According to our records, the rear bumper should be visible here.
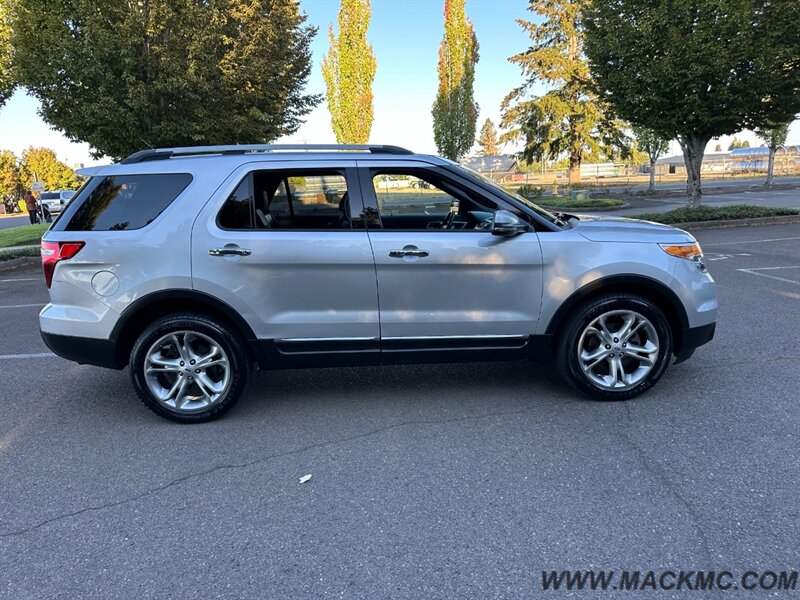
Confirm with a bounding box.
[674,322,716,364]
[40,331,121,369]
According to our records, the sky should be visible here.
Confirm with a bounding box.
[0,0,798,166]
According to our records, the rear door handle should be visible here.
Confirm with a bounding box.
[209,247,251,257]
[389,248,429,258]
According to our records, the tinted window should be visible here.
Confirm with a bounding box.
[218,175,253,229]
[54,173,192,231]
[218,170,350,230]
[286,175,345,216]
[40,192,59,200]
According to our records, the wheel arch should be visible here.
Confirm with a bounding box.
[544,274,689,356]
[110,289,261,369]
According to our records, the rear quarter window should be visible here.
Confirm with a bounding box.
[53,173,192,231]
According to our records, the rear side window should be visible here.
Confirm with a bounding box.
[217,169,351,230]
[53,173,192,231]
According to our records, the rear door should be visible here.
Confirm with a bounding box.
[357,161,544,356]
[191,160,380,366]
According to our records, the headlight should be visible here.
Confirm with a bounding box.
[660,242,706,271]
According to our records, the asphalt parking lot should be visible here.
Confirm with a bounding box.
[0,224,798,599]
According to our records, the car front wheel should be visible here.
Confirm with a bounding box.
[130,313,249,423]
[556,294,673,401]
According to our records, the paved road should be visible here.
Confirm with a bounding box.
[0,215,30,230]
[0,225,798,599]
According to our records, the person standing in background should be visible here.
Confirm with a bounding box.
[23,190,39,224]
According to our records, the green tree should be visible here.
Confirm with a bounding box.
[501,0,627,185]
[8,0,320,160]
[432,0,479,161]
[728,137,751,150]
[755,122,791,187]
[0,149,23,209]
[477,118,500,156]
[633,126,670,193]
[0,0,13,105]
[584,0,800,207]
[20,147,78,191]
[322,0,376,144]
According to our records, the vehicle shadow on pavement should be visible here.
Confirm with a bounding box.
[232,359,583,418]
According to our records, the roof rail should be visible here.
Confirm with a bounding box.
[120,144,414,164]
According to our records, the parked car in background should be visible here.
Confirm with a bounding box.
[375,174,409,189]
[39,190,76,214]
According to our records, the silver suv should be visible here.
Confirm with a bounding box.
[39,190,76,214]
[39,145,717,423]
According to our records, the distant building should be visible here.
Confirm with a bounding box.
[652,145,800,175]
[729,145,800,172]
[580,163,624,178]
[654,152,731,175]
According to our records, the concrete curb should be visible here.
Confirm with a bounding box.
[0,256,39,271]
[0,244,39,269]
[0,244,38,252]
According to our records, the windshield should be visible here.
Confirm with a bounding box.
[450,162,566,227]
[40,192,59,200]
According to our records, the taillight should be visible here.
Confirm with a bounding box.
[41,241,84,288]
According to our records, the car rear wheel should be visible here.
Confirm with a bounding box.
[556,294,672,401]
[130,313,249,423]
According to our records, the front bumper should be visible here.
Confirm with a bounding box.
[674,322,716,364]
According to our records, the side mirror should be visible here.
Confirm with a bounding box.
[492,210,528,236]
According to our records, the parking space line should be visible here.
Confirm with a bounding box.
[0,278,40,282]
[0,303,45,308]
[736,266,800,285]
[0,352,56,360]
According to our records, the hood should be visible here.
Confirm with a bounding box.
[569,214,694,244]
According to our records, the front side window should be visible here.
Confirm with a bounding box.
[370,171,497,231]
[218,170,351,230]
[54,173,192,231]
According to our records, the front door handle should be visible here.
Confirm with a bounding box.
[209,247,251,257]
[389,248,429,258]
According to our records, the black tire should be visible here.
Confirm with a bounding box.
[555,294,672,401]
[130,313,249,423]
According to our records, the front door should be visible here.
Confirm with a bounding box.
[191,161,380,366]
[357,162,544,357]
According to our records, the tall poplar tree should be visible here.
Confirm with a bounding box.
[322,0,376,144]
[8,0,320,159]
[501,0,626,184]
[0,0,13,105]
[432,0,479,161]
